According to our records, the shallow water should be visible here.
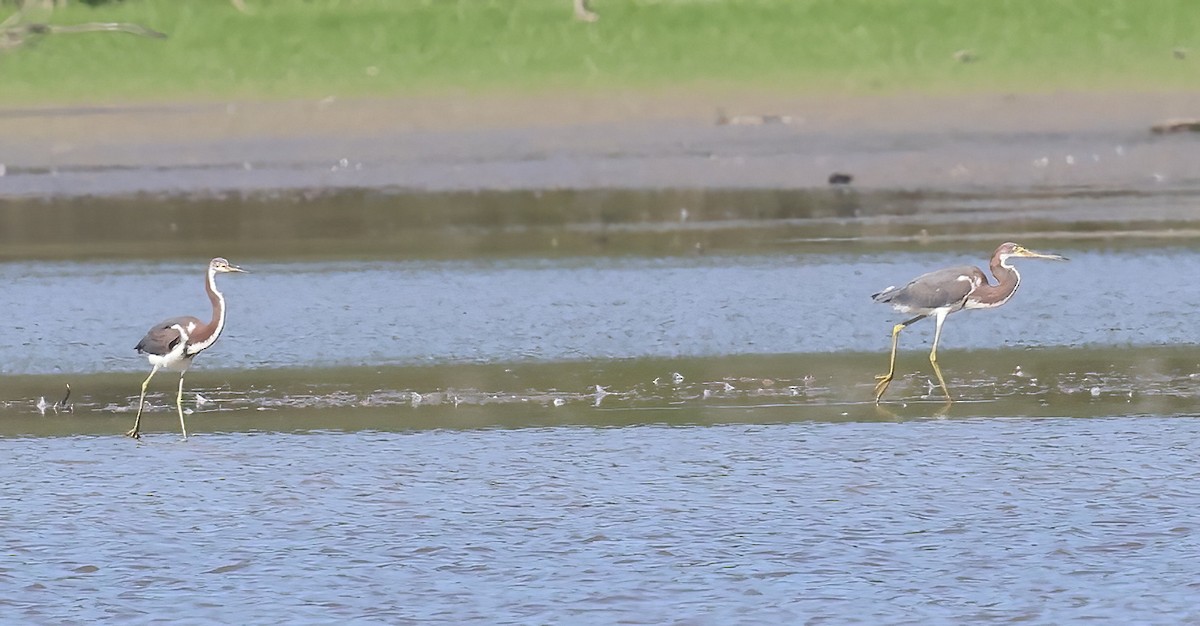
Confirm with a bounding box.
[4,186,1200,262]
[4,182,1200,623]
[5,419,1200,624]
[1,247,1198,376]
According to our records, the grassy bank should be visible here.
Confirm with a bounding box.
[1,0,1197,104]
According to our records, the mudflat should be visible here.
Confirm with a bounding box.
[3,89,1200,195]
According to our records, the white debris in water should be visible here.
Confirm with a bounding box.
[410,392,423,407]
[593,385,611,407]
[672,372,685,384]
[330,157,364,172]
[1065,155,1075,165]
[195,393,210,407]
[552,397,565,407]
[36,396,49,415]
[1090,386,1101,397]
[702,389,713,399]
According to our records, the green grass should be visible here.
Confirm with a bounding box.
[1,0,1198,104]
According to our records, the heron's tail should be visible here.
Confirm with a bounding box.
[871,286,898,303]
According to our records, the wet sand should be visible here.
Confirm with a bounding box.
[4,89,1200,195]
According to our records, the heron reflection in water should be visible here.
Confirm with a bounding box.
[872,242,1067,403]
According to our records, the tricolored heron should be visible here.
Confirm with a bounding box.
[872,242,1066,403]
[128,257,247,439]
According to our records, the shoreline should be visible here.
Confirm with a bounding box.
[6,88,1200,136]
[3,89,1200,196]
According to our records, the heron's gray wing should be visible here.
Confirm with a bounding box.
[879,266,984,310]
[134,316,201,355]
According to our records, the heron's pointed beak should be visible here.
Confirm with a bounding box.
[1017,247,1068,261]
[228,265,249,273]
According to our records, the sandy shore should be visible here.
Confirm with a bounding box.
[2,89,1200,195]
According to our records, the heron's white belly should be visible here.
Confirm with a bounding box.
[146,348,194,371]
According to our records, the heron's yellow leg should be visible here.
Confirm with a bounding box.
[928,348,952,402]
[176,372,189,440]
[127,365,160,439]
[929,312,953,402]
[873,323,906,402]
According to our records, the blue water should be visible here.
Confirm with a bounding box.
[3,247,1198,376]
[4,417,1199,624]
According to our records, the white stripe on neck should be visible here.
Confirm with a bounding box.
[186,267,226,356]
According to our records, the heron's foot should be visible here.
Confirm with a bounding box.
[124,428,141,439]
[873,374,894,402]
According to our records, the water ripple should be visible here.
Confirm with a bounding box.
[3,418,1200,623]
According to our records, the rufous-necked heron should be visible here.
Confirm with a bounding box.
[872,242,1066,403]
[128,257,247,439]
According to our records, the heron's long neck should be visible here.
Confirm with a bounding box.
[207,269,226,330]
[186,269,227,354]
[972,257,1020,308]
